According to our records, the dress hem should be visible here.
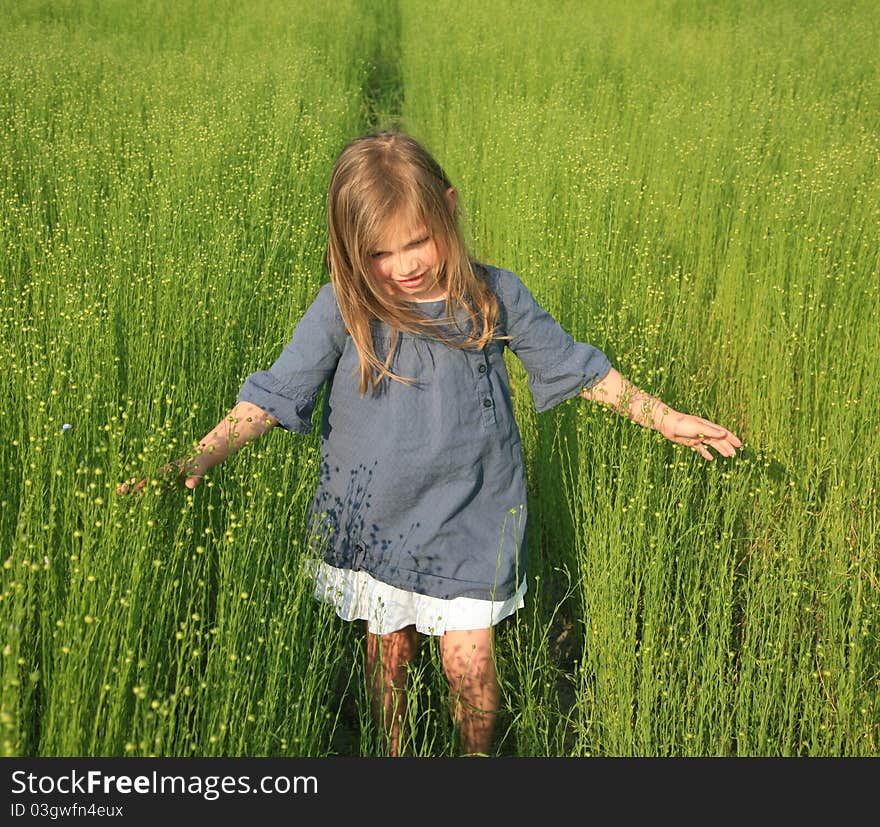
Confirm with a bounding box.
[309,560,527,636]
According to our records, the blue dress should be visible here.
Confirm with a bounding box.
[237,264,611,604]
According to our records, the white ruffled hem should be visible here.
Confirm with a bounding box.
[309,560,526,636]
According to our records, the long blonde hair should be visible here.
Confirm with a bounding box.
[325,131,499,394]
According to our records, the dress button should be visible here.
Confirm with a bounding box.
[478,363,487,374]
[483,398,492,408]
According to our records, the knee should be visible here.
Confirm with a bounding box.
[442,645,494,696]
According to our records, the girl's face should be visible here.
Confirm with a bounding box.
[368,189,456,303]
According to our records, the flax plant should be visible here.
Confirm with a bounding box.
[400,0,879,756]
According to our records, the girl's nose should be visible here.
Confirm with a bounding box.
[396,252,420,278]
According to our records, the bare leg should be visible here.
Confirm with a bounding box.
[365,624,419,756]
[439,628,500,756]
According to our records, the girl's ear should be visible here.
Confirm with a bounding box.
[445,187,457,214]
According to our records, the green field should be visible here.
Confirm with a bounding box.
[1,0,878,757]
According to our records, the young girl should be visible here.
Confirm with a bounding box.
[119,131,741,757]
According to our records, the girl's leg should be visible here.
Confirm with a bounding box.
[439,627,500,756]
[365,623,419,756]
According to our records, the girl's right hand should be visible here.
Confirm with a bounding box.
[116,402,274,497]
[116,457,204,496]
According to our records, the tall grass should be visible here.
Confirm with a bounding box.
[2,0,877,756]
[0,0,377,756]
[399,0,879,755]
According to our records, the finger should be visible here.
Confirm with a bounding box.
[698,420,743,448]
[184,475,202,490]
[683,421,743,455]
[717,438,739,457]
[680,435,728,461]
[689,421,727,440]
[117,476,148,495]
[117,476,137,495]
[699,435,741,459]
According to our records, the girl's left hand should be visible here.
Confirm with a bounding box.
[658,411,742,460]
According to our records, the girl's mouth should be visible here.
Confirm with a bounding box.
[397,273,425,287]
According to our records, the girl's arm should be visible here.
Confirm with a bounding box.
[580,367,741,460]
[117,401,277,494]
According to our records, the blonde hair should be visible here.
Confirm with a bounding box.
[325,131,499,394]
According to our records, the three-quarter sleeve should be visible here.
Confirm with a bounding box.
[491,267,612,413]
[237,282,347,433]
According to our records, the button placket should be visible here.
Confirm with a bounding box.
[475,354,496,427]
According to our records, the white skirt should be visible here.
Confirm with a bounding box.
[310,561,526,636]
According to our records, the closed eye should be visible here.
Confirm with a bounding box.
[370,235,431,259]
